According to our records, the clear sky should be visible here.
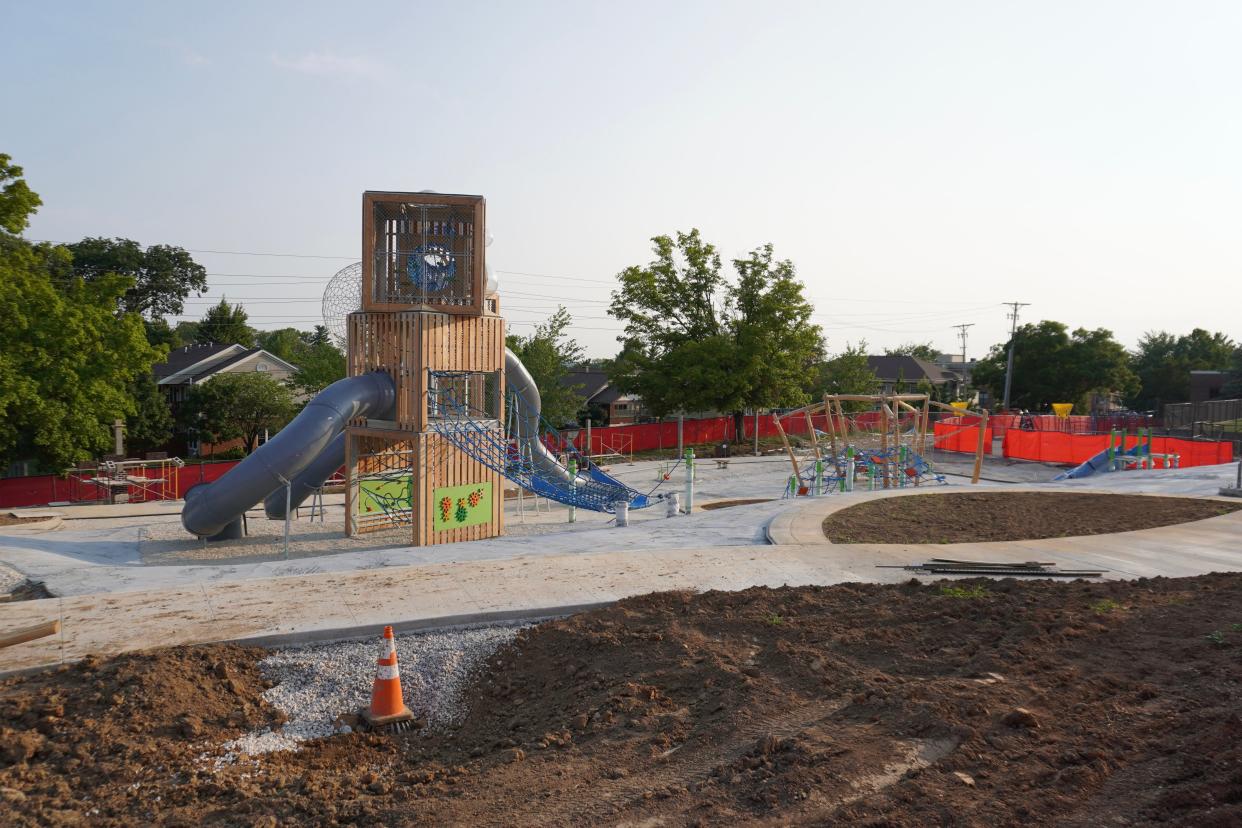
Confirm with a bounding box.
[5,1,1240,359]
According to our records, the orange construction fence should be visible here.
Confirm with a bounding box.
[1002,430,1233,467]
[932,420,994,454]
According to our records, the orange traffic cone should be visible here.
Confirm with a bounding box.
[360,625,415,731]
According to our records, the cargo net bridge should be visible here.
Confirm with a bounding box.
[427,373,655,513]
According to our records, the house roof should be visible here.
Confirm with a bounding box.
[152,342,237,380]
[561,368,611,401]
[866,355,957,385]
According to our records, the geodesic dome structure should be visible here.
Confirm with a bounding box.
[321,262,362,350]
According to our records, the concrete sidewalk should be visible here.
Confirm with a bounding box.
[5,498,1241,675]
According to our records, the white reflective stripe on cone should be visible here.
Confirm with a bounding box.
[378,638,395,658]
[376,663,400,680]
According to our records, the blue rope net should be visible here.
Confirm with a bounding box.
[427,381,653,513]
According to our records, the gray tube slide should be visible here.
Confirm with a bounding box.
[262,432,346,519]
[181,371,396,538]
[505,347,578,487]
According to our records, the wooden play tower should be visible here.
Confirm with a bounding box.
[343,191,506,545]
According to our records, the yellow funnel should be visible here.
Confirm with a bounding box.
[1052,403,1073,418]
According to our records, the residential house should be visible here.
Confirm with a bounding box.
[866,355,962,399]
[561,367,644,426]
[153,343,299,456]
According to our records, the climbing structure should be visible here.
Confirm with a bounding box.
[343,191,652,545]
[773,394,989,497]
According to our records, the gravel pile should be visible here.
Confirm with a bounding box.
[220,622,528,760]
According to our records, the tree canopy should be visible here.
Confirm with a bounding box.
[195,298,255,347]
[65,237,208,319]
[0,157,162,470]
[506,306,586,427]
[607,230,823,429]
[814,342,881,412]
[971,321,1137,412]
[177,372,297,455]
[1127,329,1234,411]
[0,154,42,235]
[884,342,940,361]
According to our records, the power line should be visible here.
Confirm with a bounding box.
[952,323,974,364]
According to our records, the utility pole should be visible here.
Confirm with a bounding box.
[1001,302,1030,411]
[952,323,974,400]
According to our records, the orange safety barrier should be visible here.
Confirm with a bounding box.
[932,421,994,454]
[1002,431,1233,467]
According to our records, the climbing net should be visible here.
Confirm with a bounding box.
[351,437,417,534]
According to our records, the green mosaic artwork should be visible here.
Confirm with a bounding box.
[433,481,493,531]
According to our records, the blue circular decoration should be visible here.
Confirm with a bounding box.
[406,244,457,292]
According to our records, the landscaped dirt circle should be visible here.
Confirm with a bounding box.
[823,491,1240,544]
[4,575,1242,825]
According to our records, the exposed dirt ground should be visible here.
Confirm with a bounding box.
[0,515,48,527]
[3,575,1242,826]
[823,491,1240,544]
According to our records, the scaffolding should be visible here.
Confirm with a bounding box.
[66,457,185,504]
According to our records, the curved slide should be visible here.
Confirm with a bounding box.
[1052,443,1141,481]
[181,371,396,539]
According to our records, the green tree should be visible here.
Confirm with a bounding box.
[814,342,881,412]
[126,374,174,453]
[885,342,940,361]
[65,237,208,319]
[178,372,297,455]
[607,230,823,434]
[0,159,161,469]
[506,306,586,426]
[971,321,1137,412]
[290,326,346,396]
[1128,329,1235,411]
[1222,347,1242,399]
[0,154,42,234]
[195,298,255,347]
[256,327,304,363]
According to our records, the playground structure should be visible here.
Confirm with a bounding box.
[180,191,654,545]
[773,394,990,497]
[67,456,185,504]
[1054,428,1181,480]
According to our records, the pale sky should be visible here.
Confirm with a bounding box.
[6,1,1240,359]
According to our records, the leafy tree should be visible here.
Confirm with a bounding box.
[607,229,823,436]
[173,320,201,346]
[194,298,255,347]
[1128,329,1235,411]
[290,326,346,396]
[0,154,42,234]
[971,321,1137,412]
[65,237,208,319]
[256,327,304,363]
[126,374,174,453]
[0,159,161,469]
[178,372,296,455]
[506,306,586,426]
[885,342,940,361]
[815,342,881,412]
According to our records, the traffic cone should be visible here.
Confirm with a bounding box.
[360,625,415,732]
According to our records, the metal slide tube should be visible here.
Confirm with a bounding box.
[181,372,396,538]
[505,347,578,487]
[263,432,346,519]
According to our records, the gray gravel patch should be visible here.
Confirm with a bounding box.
[220,622,528,761]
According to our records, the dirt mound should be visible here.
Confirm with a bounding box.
[4,576,1242,825]
[700,498,773,510]
[823,491,1239,544]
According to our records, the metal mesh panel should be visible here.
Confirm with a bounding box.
[428,370,501,421]
[370,199,477,308]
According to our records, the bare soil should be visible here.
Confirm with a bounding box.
[823,491,1240,544]
[4,575,1242,826]
[0,515,48,527]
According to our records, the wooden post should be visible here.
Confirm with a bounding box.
[773,415,800,483]
[0,619,59,650]
[804,409,821,460]
[825,396,842,475]
[971,410,989,484]
[880,402,891,488]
